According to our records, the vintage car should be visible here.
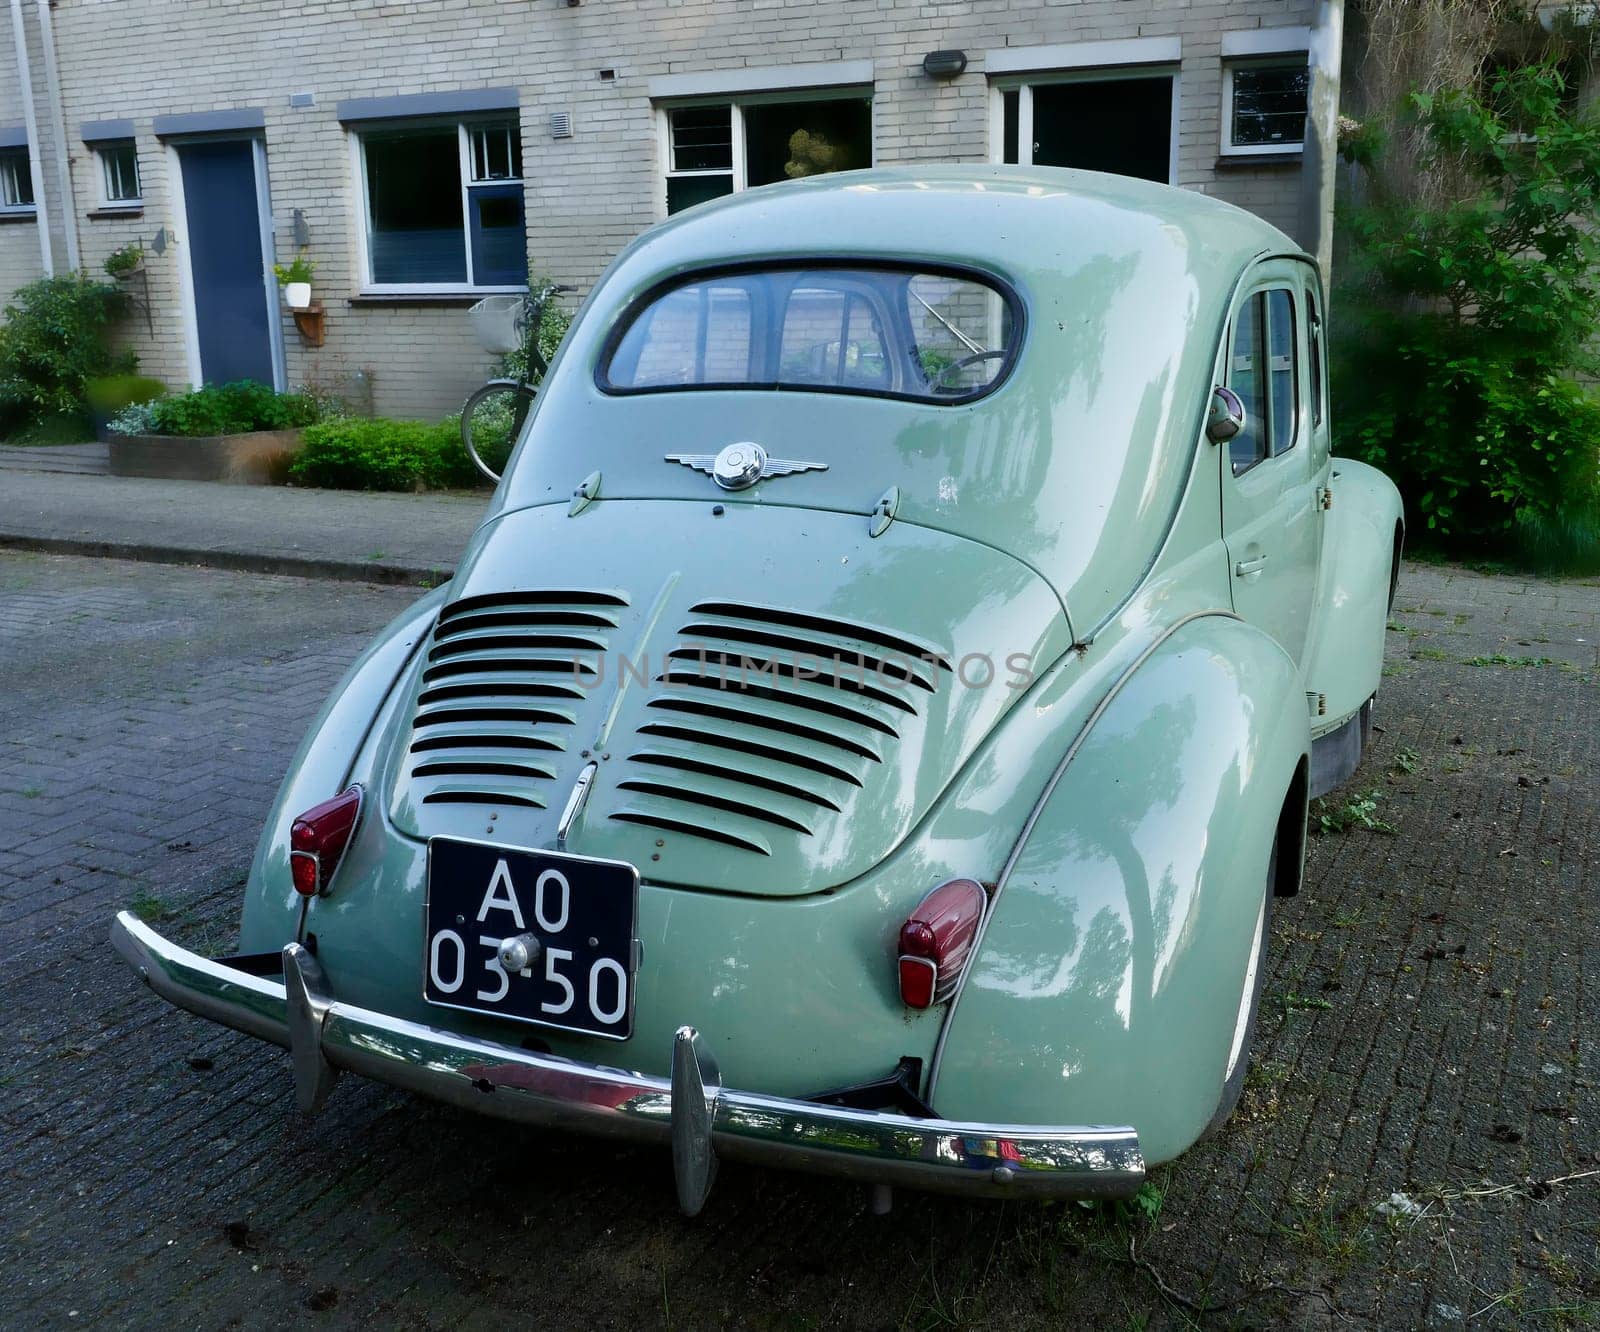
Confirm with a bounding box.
[112,166,1402,1214]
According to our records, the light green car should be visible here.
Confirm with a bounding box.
[112,166,1402,1214]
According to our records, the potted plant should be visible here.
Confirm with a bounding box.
[105,243,144,279]
[273,252,317,310]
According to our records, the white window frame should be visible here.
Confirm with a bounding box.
[95,140,142,208]
[1220,58,1310,158]
[987,67,1182,187]
[0,148,35,213]
[654,86,874,219]
[351,116,527,295]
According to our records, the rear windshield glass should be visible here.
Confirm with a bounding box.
[601,266,1019,404]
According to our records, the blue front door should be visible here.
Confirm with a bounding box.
[177,140,276,386]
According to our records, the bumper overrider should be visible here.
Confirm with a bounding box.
[110,912,1144,1212]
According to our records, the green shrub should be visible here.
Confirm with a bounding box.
[143,380,319,437]
[1333,65,1600,546]
[85,374,165,415]
[289,417,480,491]
[104,244,144,277]
[0,273,134,436]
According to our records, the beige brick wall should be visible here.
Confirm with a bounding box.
[14,0,1319,418]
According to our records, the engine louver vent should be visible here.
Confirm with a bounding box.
[405,590,627,809]
[611,601,950,855]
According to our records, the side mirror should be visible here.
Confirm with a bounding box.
[1206,385,1246,444]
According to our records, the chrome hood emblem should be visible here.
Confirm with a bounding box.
[665,442,827,491]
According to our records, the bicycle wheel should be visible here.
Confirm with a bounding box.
[460,379,537,483]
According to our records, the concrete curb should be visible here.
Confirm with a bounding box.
[0,532,452,587]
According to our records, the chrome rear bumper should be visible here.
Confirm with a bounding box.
[110,911,1144,1212]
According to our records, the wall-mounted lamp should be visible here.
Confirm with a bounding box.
[149,227,170,256]
[922,49,968,80]
[293,208,311,247]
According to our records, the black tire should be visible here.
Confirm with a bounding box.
[460,380,537,483]
[1201,834,1276,1140]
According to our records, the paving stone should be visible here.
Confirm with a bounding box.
[1,551,1598,1328]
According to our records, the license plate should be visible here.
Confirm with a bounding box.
[424,838,639,1040]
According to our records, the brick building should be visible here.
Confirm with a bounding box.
[1,0,1338,420]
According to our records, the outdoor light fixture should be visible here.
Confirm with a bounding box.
[922,49,968,80]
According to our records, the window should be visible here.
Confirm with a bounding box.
[1228,287,1299,475]
[358,119,528,289]
[0,148,34,212]
[603,265,1017,404]
[1222,61,1308,155]
[97,140,141,206]
[662,94,871,215]
[997,73,1176,184]
[1307,287,1324,429]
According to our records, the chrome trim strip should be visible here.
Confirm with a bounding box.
[925,609,1242,1100]
[111,911,1143,1206]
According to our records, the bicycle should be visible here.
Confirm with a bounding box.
[460,281,574,482]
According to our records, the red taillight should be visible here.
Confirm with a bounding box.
[289,786,363,897]
[897,878,986,1009]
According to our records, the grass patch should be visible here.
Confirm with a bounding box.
[1509,506,1600,577]
[1465,653,1554,668]
[129,889,171,923]
[1410,646,1451,661]
[1313,789,1398,834]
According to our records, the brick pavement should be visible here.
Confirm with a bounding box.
[1,551,1597,1329]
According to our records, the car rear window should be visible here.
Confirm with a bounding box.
[600,266,1019,404]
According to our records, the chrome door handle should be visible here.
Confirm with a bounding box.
[1234,554,1269,576]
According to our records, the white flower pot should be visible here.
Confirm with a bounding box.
[285,282,312,310]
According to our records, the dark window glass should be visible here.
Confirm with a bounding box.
[1267,289,1297,455]
[1002,89,1019,164]
[1307,288,1324,428]
[667,173,734,215]
[671,106,733,172]
[1030,77,1172,183]
[365,128,467,284]
[1230,65,1308,148]
[604,266,1015,405]
[742,98,870,188]
[1229,292,1268,475]
[101,141,140,201]
[469,122,522,181]
[469,184,528,286]
[0,148,34,209]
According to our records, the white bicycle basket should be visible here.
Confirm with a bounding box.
[468,295,526,355]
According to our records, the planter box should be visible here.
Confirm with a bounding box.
[108,429,306,484]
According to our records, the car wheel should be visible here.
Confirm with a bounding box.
[1200,834,1276,1139]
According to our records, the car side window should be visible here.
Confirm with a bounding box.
[1267,288,1298,457]
[1229,293,1268,475]
[1307,286,1325,429]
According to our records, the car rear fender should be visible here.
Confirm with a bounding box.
[1305,458,1405,736]
[238,586,447,949]
[927,613,1309,1164]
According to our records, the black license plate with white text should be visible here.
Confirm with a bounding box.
[424,838,639,1040]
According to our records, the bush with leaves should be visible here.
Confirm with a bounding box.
[497,283,574,383]
[0,273,134,436]
[141,380,319,437]
[1334,65,1600,545]
[288,417,479,491]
